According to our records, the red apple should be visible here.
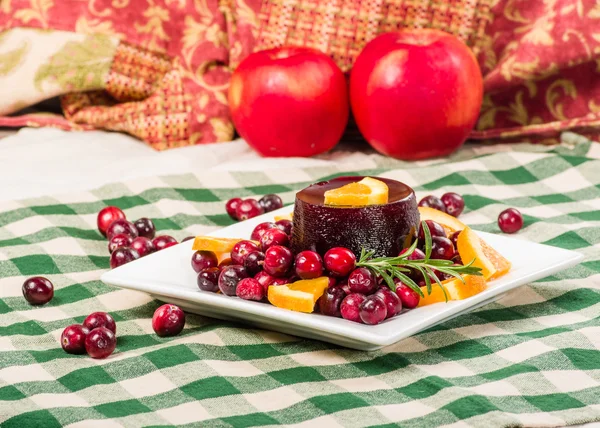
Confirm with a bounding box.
[228,47,349,157]
[350,29,483,160]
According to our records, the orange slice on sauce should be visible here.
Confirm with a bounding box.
[324,177,389,206]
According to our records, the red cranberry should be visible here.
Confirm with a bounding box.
[83,312,116,333]
[324,247,356,277]
[327,277,337,288]
[97,206,126,237]
[197,267,221,292]
[85,327,116,359]
[275,219,293,235]
[295,251,324,279]
[191,250,218,273]
[231,240,261,265]
[453,254,463,265]
[418,220,447,241]
[152,304,185,337]
[259,228,289,251]
[270,277,290,286]
[130,237,155,257]
[218,265,249,296]
[259,194,283,212]
[498,208,523,234]
[106,219,138,240]
[255,270,276,292]
[182,236,195,242]
[244,251,265,276]
[431,236,455,260]
[340,293,367,323]
[236,199,264,221]
[108,233,133,254]
[450,230,461,248]
[251,222,277,241]
[318,286,346,317]
[399,247,426,260]
[225,198,243,220]
[236,278,265,301]
[375,287,402,318]
[61,324,89,354]
[441,193,465,217]
[338,279,351,295]
[359,295,387,325]
[418,195,446,213]
[395,280,420,309]
[263,245,293,277]
[348,267,377,294]
[153,235,178,251]
[219,258,233,268]
[133,217,156,239]
[110,247,139,268]
[22,277,54,305]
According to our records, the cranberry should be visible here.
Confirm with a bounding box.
[197,267,221,292]
[219,258,233,268]
[108,233,133,254]
[375,287,402,318]
[191,250,218,273]
[430,236,455,260]
[22,277,54,305]
[106,219,138,240]
[418,220,447,241]
[399,247,426,260]
[61,324,89,354]
[182,236,195,242]
[418,195,447,213]
[152,304,185,337]
[498,208,523,234]
[83,312,117,333]
[251,222,277,241]
[318,286,346,317]
[348,267,377,294]
[130,237,155,257]
[450,230,461,248]
[453,254,463,265]
[236,199,264,221]
[236,278,265,301]
[359,295,387,325]
[110,247,139,268]
[340,293,367,323]
[231,240,261,265]
[255,270,276,292]
[441,193,465,217]
[97,206,126,237]
[263,245,293,277]
[85,327,116,359]
[259,194,283,212]
[270,277,290,286]
[327,277,337,288]
[295,251,324,279]
[275,219,293,235]
[395,280,420,309]
[133,217,156,239]
[225,197,243,220]
[244,251,265,276]
[153,235,178,251]
[324,247,356,277]
[259,228,289,251]
[218,265,248,296]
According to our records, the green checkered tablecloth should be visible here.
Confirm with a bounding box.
[1,137,600,427]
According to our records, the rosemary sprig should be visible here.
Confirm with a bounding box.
[356,221,482,301]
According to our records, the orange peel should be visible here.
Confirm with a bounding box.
[418,274,486,307]
[267,277,329,313]
[324,177,389,206]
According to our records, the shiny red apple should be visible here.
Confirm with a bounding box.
[350,29,483,160]
[228,46,349,157]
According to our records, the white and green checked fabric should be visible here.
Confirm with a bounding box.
[1,137,600,427]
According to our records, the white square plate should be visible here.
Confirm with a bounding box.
[101,206,584,351]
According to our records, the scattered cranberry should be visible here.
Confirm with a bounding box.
[251,222,277,241]
[324,247,356,277]
[197,267,221,292]
[191,250,219,273]
[270,277,290,286]
[431,236,455,260]
[348,267,377,294]
[152,304,185,337]
[255,270,276,292]
[236,278,265,301]
[219,258,233,268]
[418,195,446,213]
[133,217,156,239]
[418,220,447,241]
[340,293,367,323]
[236,199,264,221]
[108,233,133,254]
[498,208,523,234]
[225,198,243,220]
[231,240,261,265]
[84,312,116,333]
[61,324,89,354]
[375,287,402,318]
[338,279,351,295]
[275,219,293,235]
[130,237,155,257]
[153,235,178,251]
[359,295,387,325]
[22,277,54,305]
[395,280,420,309]
[295,251,324,279]
[263,245,293,277]
[218,265,249,296]
[110,247,139,268]
[318,286,346,317]
[327,277,337,288]
[441,193,465,217]
[259,228,289,251]
[106,219,138,240]
[97,206,126,237]
[85,327,116,359]
[399,247,426,260]
[453,254,463,265]
[244,251,265,276]
[450,230,461,248]
[182,236,195,242]
[259,194,283,212]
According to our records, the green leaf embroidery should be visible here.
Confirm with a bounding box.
[0,41,29,77]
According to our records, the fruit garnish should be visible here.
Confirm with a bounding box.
[456,226,511,280]
[274,213,293,222]
[192,236,257,253]
[498,207,523,234]
[324,177,389,206]
[418,206,466,235]
[418,275,486,307]
[268,277,329,313]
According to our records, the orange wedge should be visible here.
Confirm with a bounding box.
[192,236,258,253]
[418,206,466,235]
[274,213,293,221]
[324,177,389,206]
[457,226,511,280]
[418,275,487,307]
[268,277,329,313]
